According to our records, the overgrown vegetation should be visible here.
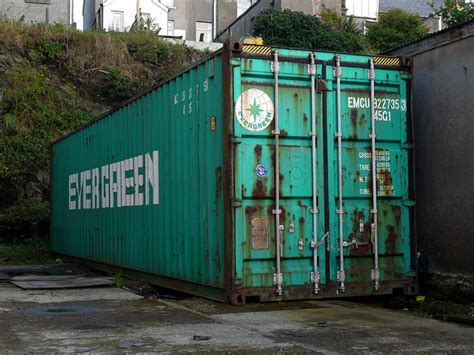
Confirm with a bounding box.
[252,9,372,53]
[0,20,206,239]
[252,7,438,54]
[0,238,55,265]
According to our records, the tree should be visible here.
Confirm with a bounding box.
[366,8,429,52]
[321,9,361,35]
[431,0,474,28]
[252,9,370,53]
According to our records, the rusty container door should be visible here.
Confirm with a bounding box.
[230,47,327,303]
[324,54,415,295]
[229,45,415,303]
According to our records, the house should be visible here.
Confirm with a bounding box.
[215,0,343,42]
[0,0,97,30]
[162,0,257,42]
[95,0,169,33]
[0,0,255,40]
[386,20,474,276]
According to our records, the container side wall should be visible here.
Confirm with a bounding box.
[51,55,225,291]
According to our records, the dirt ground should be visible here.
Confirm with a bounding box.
[0,282,473,353]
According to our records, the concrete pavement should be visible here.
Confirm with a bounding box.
[0,283,473,353]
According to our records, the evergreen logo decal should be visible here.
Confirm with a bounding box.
[235,89,274,132]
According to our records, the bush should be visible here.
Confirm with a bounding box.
[432,0,474,28]
[366,8,429,52]
[253,9,371,53]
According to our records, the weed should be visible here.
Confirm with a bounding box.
[0,238,55,265]
[37,38,65,62]
[114,271,123,288]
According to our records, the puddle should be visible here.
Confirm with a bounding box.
[24,305,98,315]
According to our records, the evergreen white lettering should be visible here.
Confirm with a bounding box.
[68,151,159,210]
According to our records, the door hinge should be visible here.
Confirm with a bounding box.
[230,136,242,144]
[231,199,242,208]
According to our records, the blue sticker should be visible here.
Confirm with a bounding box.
[256,164,268,177]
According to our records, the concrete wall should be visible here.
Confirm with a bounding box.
[216,0,236,36]
[0,0,70,25]
[389,22,474,276]
[167,0,213,41]
[216,0,273,41]
[166,0,257,41]
[72,0,96,30]
[100,0,168,32]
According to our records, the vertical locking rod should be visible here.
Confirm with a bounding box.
[308,54,320,294]
[271,50,283,296]
[369,59,380,291]
[334,56,345,293]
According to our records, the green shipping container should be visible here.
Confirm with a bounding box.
[51,42,417,304]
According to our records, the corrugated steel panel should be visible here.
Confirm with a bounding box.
[52,43,416,304]
[52,55,225,296]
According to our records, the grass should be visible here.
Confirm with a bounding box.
[0,238,56,265]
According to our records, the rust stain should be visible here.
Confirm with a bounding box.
[391,205,401,226]
[215,167,222,203]
[297,200,308,209]
[279,173,284,196]
[245,205,259,215]
[378,169,393,186]
[385,225,398,254]
[240,81,310,90]
[252,179,268,198]
[267,205,287,225]
[318,79,329,92]
[349,209,371,257]
[350,109,358,139]
[341,88,396,95]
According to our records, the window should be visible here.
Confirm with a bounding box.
[196,21,212,42]
[111,11,124,31]
[141,12,151,21]
[237,0,252,17]
[346,0,379,19]
[167,20,174,36]
[160,0,175,8]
